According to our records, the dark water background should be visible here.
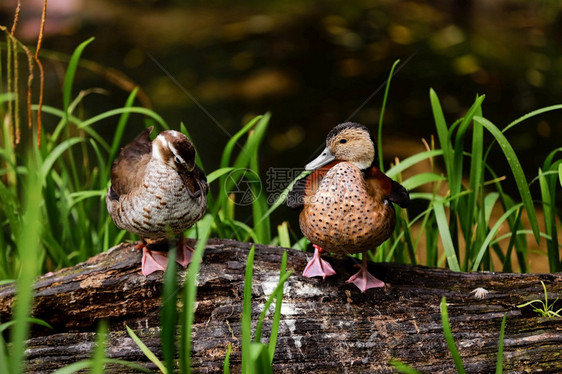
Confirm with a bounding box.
[2,0,562,232]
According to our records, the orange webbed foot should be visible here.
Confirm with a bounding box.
[346,257,384,292]
[303,244,336,279]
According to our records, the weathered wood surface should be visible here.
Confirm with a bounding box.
[0,239,561,373]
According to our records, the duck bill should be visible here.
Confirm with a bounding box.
[305,147,335,170]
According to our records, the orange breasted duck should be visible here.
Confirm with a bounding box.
[106,127,208,276]
[288,122,409,292]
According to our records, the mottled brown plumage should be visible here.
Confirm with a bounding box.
[106,127,208,275]
[288,122,409,291]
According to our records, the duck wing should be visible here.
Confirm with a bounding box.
[364,167,410,208]
[109,126,153,199]
[389,180,410,208]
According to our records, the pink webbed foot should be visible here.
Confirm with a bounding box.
[346,257,385,292]
[176,238,194,268]
[140,235,194,276]
[303,244,336,279]
[141,247,168,276]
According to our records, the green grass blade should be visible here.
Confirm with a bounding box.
[220,116,263,169]
[400,172,445,191]
[268,251,288,363]
[249,342,273,374]
[538,169,558,271]
[385,149,443,178]
[63,37,95,117]
[91,320,108,374]
[377,59,400,171]
[51,361,92,374]
[504,104,562,133]
[51,359,153,374]
[495,313,507,374]
[440,297,466,374]
[471,204,522,271]
[434,201,460,271]
[429,89,453,178]
[277,223,291,248]
[78,107,169,130]
[390,359,422,374]
[9,156,43,374]
[206,167,235,184]
[0,327,10,374]
[242,246,256,374]
[451,95,485,209]
[180,215,212,373]
[126,325,167,374]
[223,343,232,374]
[0,319,51,334]
[108,88,139,165]
[40,138,86,181]
[254,270,292,343]
[161,247,178,374]
[467,104,484,240]
[475,116,540,244]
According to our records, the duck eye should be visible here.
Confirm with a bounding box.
[339,139,347,144]
[174,156,183,164]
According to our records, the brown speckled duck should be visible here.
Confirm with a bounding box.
[106,127,208,276]
[288,122,409,292]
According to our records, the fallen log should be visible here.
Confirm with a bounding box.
[0,239,561,373]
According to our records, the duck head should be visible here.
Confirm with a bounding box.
[305,122,375,170]
[152,130,197,172]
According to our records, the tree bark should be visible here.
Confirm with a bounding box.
[0,239,561,373]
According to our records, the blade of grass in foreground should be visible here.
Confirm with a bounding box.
[390,359,422,374]
[496,314,507,374]
[254,258,291,345]
[91,320,108,374]
[268,251,288,363]
[440,297,466,374]
[9,155,42,374]
[180,215,212,373]
[161,248,178,374]
[126,325,167,374]
[51,359,152,374]
[241,246,256,374]
[223,343,232,374]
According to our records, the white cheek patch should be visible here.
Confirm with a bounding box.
[152,136,167,161]
[168,142,185,164]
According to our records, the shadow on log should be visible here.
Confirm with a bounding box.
[0,239,561,373]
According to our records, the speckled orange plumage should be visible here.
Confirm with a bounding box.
[300,161,396,255]
[288,122,409,292]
